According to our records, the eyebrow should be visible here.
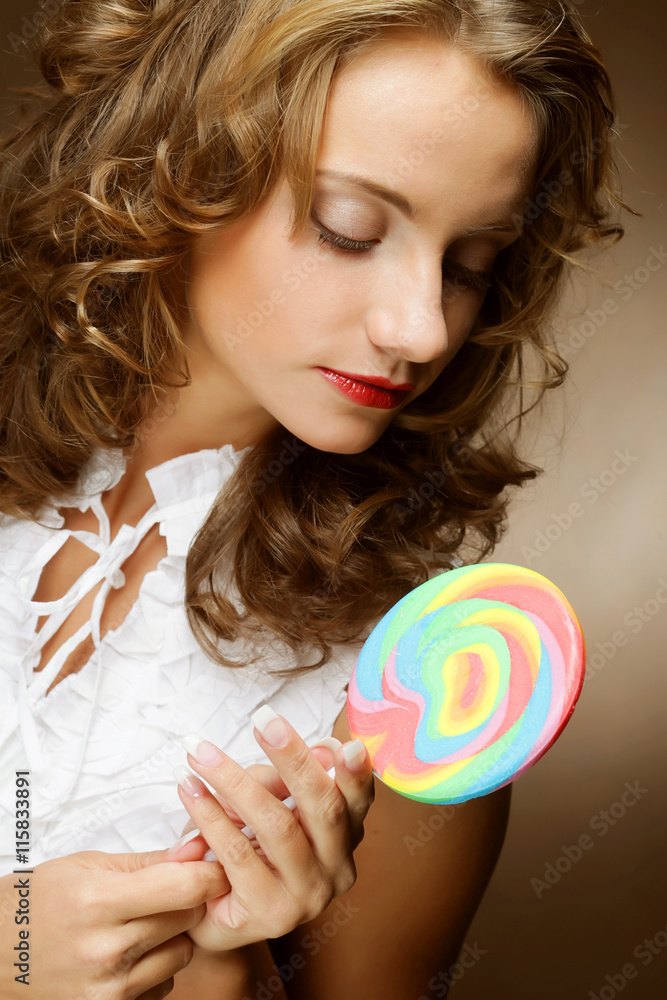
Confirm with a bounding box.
[314,168,520,236]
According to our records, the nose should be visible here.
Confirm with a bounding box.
[364,269,449,365]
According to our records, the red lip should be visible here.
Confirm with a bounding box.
[316,367,413,410]
[325,369,415,391]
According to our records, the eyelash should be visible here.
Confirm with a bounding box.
[314,221,492,293]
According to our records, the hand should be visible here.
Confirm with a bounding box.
[0,847,227,999]
[168,738,345,849]
[171,710,374,952]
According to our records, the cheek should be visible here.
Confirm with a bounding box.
[191,253,280,351]
[187,248,236,324]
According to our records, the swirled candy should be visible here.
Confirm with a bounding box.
[346,563,585,804]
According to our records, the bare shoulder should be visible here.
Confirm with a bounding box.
[267,705,512,1000]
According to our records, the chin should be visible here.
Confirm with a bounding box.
[296,420,386,455]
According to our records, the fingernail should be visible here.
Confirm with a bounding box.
[342,738,366,771]
[311,736,342,771]
[203,849,218,862]
[168,827,202,853]
[173,765,208,798]
[311,737,343,752]
[250,704,289,748]
[182,732,223,766]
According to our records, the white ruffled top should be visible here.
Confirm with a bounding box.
[0,443,364,875]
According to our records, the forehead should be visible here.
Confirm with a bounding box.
[317,31,538,224]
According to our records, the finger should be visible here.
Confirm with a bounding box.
[109,858,230,920]
[217,752,337,821]
[310,738,343,772]
[249,709,372,883]
[177,821,199,837]
[172,765,320,944]
[179,767,287,861]
[246,760,296,798]
[166,828,209,858]
[332,738,375,848]
[166,766,293,852]
[169,768,287,831]
[187,753,336,823]
[248,736,343,838]
[180,723,337,872]
[75,848,175,873]
[136,980,175,1000]
[165,834,234,886]
[125,934,194,998]
[169,752,336,835]
[172,764,291,901]
[213,763,292,825]
[124,904,207,959]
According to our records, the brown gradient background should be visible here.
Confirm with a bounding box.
[1,2,665,997]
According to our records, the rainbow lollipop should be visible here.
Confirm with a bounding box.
[346,563,585,804]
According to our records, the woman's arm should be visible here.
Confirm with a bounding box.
[267,706,511,1000]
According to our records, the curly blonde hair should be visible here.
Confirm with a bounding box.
[0,0,625,675]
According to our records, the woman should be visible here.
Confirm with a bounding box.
[0,0,623,997]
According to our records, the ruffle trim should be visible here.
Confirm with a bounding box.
[0,438,364,861]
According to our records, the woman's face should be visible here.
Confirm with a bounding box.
[180,30,538,454]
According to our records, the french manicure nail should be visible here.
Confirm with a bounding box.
[311,737,343,752]
[173,765,208,798]
[310,737,342,770]
[181,732,223,766]
[250,704,289,748]
[168,827,202,853]
[342,738,366,770]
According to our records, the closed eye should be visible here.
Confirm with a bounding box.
[442,259,492,294]
[314,221,378,253]
[313,218,493,293]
